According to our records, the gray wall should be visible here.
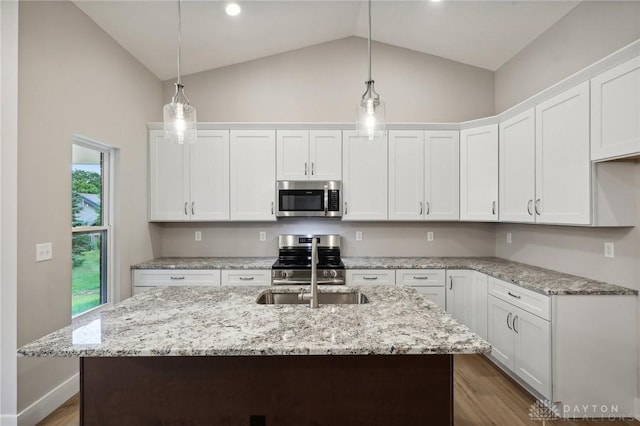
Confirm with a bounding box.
[159,221,496,258]
[495,1,640,113]
[18,2,161,412]
[163,36,495,123]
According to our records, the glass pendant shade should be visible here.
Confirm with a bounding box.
[356,83,386,141]
[163,97,197,144]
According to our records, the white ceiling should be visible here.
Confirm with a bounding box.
[74,0,580,81]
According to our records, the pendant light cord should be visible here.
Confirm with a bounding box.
[367,0,372,82]
[177,0,182,86]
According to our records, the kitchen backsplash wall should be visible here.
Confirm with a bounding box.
[163,36,495,123]
[157,222,496,258]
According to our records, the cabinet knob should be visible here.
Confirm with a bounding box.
[535,199,541,215]
[527,200,533,216]
[419,202,423,215]
[344,202,348,215]
[191,202,195,215]
[271,202,274,215]
[311,162,315,175]
[426,201,430,216]
[506,312,512,330]
[512,315,519,333]
[304,162,308,176]
[184,202,188,216]
[492,201,496,215]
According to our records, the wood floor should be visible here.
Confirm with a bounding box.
[38,355,638,426]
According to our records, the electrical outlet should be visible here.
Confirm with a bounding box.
[195,231,202,241]
[355,231,363,241]
[36,242,53,262]
[427,232,434,242]
[260,232,266,241]
[604,242,615,258]
[506,233,512,244]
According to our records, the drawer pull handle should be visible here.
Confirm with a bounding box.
[507,291,521,299]
[412,276,429,280]
[239,276,255,281]
[362,276,378,281]
[170,276,185,280]
[506,312,512,330]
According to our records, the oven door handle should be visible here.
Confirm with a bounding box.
[272,279,345,285]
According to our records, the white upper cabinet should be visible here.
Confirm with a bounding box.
[276,130,309,180]
[535,82,591,225]
[591,55,640,161]
[342,130,388,221]
[276,130,341,181]
[388,131,424,220]
[309,130,342,180]
[230,130,277,221]
[189,130,230,221]
[388,130,459,221]
[460,124,498,221]
[149,130,229,221]
[424,131,460,221]
[499,109,536,223]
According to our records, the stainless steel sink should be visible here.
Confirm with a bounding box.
[256,289,369,305]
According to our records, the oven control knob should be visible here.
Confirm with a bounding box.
[329,270,338,278]
[281,270,292,279]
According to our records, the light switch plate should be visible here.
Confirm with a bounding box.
[355,231,362,241]
[260,232,266,241]
[195,231,202,241]
[427,232,434,242]
[506,233,512,244]
[36,242,53,262]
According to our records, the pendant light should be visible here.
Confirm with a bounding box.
[356,0,385,141]
[163,0,197,144]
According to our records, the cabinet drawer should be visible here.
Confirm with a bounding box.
[133,269,221,287]
[346,270,395,286]
[396,269,445,286]
[488,277,550,321]
[221,270,270,286]
[413,286,446,309]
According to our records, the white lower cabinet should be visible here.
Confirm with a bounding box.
[395,269,445,309]
[132,270,221,295]
[445,270,488,339]
[488,277,551,399]
[221,270,270,286]
[346,270,395,286]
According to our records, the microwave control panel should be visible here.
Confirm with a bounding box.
[328,190,340,211]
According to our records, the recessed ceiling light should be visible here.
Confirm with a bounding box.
[226,3,242,16]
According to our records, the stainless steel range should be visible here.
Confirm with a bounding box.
[271,234,345,285]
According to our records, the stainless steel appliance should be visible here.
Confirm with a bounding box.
[271,234,345,285]
[276,181,342,217]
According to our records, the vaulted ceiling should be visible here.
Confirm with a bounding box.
[74,0,580,81]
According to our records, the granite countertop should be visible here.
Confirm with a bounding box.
[132,256,637,296]
[18,285,490,358]
[132,257,276,270]
[342,257,638,296]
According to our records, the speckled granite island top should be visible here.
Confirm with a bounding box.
[18,285,490,357]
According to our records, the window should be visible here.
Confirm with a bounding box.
[71,138,114,317]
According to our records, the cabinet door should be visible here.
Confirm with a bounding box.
[230,130,276,221]
[513,307,551,398]
[149,130,189,221]
[190,130,230,221]
[388,131,424,220]
[276,130,309,180]
[469,272,488,341]
[342,131,388,221]
[309,130,342,181]
[487,295,515,371]
[591,55,640,161]
[535,82,591,225]
[445,270,471,323]
[460,124,498,221]
[499,109,536,223]
[424,131,459,221]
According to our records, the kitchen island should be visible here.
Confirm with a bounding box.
[19,285,489,425]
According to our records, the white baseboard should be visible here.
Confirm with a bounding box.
[0,414,18,426]
[17,373,78,426]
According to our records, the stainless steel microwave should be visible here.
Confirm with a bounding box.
[276,181,342,217]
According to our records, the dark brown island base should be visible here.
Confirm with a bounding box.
[81,354,453,425]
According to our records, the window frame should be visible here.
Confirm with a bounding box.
[71,135,116,320]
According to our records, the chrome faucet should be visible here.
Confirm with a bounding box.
[298,237,319,308]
